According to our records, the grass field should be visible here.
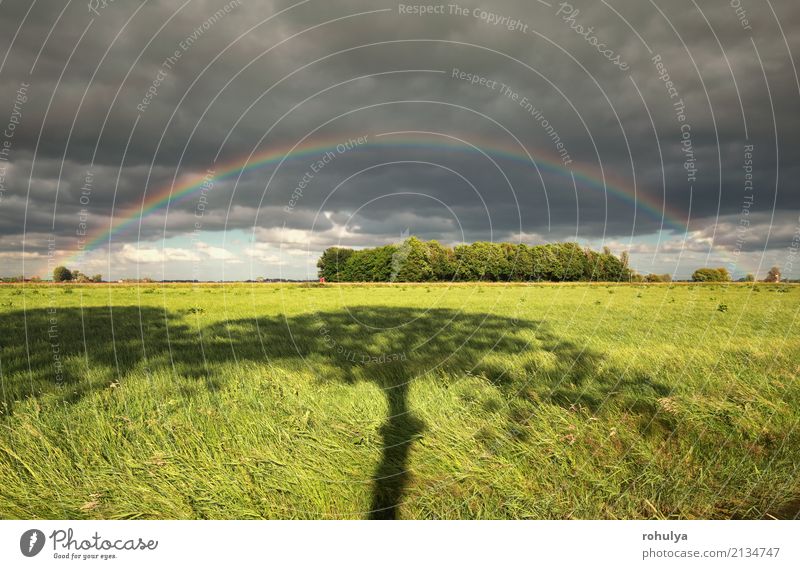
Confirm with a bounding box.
[0,282,798,519]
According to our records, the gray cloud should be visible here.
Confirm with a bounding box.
[0,0,798,278]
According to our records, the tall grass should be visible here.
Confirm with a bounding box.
[0,282,798,519]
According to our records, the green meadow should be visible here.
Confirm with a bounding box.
[0,282,798,519]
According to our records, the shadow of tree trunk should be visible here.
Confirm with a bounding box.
[369,380,424,519]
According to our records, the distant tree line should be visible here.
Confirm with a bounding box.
[317,237,632,282]
[0,275,42,283]
[317,238,792,284]
[689,266,780,283]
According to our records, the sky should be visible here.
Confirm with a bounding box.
[0,0,798,281]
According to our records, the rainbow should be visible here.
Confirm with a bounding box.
[67,132,688,262]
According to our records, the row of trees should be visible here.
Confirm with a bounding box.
[318,238,789,284]
[53,266,102,283]
[0,275,42,283]
[317,237,633,282]
[690,266,781,283]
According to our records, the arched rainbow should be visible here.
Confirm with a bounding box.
[67,133,688,262]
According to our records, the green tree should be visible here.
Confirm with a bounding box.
[426,240,456,281]
[394,237,434,282]
[453,244,479,280]
[452,242,507,281]
[71,270,91,283]
[692,268,714,282]
[506,243,532,281]
[369,245,398,281]
[549,242,586,281]
[317,247,354,282]
[764,266,781,283]
[620,250,630,270]
[529,245,556,281]
[481,242,509,281]
[53,266,73,282]
[692,267,731,282]
[584,247,627,281]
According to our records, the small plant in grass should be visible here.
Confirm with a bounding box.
[188,306,205,314]
[717,303,728,313]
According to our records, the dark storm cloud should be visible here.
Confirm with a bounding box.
[0,0,798,277]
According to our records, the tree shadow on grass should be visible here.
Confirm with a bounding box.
[199,306,666,519]
[514,333,675,438]
[0,305,189,415]
[1,304,669,518]
[200,307,546,519]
